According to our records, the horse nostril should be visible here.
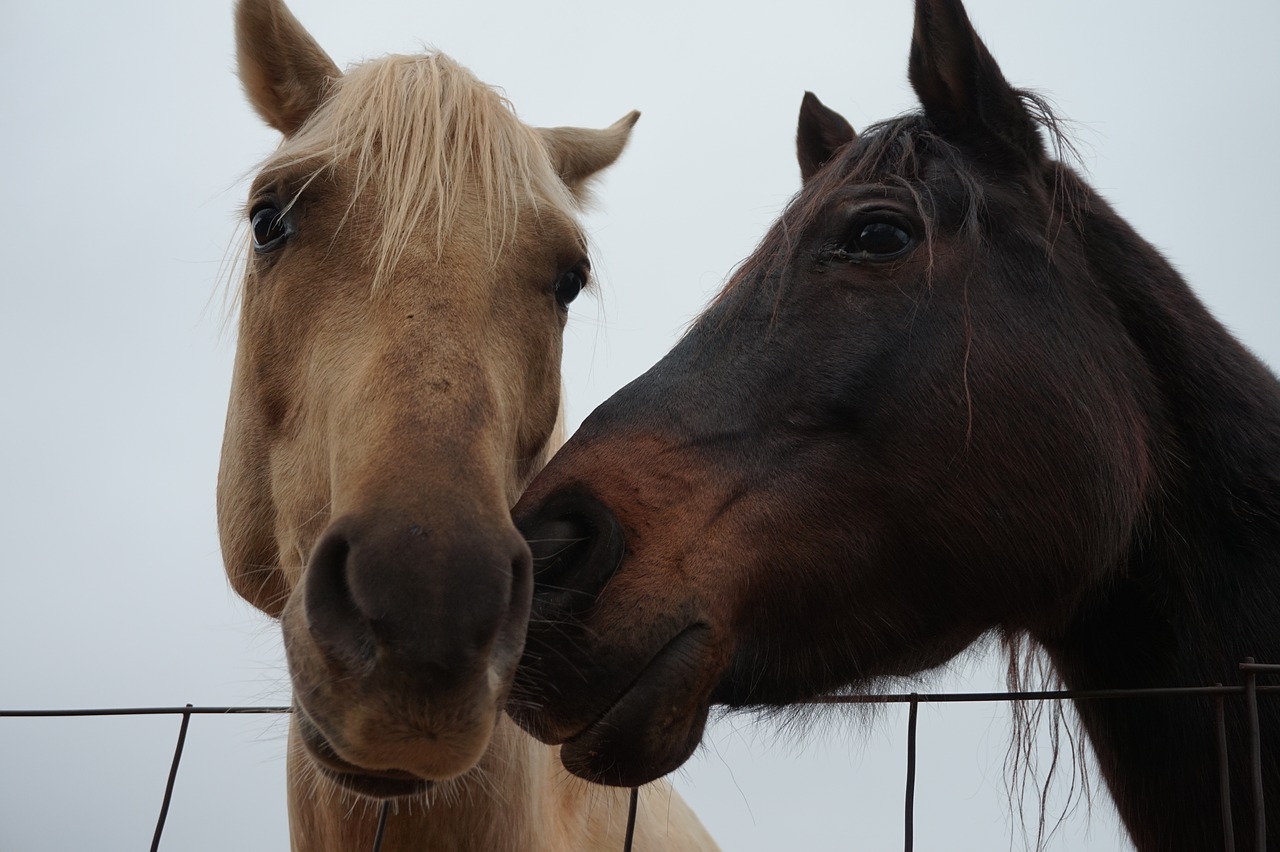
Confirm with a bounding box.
[302,516,530,687]
[527,517,592,585]
[304,527,377,670]
[517,490,625,616]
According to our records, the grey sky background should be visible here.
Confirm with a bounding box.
[2,1,1278,849]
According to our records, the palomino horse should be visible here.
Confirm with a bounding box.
[219,0,716,848]
[511,0,1280,848]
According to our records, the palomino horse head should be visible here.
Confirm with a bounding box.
[512,1,1280,847]
[219,0,635,798]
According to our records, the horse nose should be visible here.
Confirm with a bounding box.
[514,489,625,616]
[304,514,532,682]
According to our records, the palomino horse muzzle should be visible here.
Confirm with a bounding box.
[287,510,534,794]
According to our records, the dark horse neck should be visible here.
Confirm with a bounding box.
[1039,174,1280,851]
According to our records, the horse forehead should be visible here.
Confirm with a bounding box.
[797,139,947,218]
[251,50,578,267]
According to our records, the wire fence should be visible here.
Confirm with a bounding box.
[4,660,1275,852]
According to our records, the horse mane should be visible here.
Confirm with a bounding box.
[1001,632,1095,852]
[259,51,577,288]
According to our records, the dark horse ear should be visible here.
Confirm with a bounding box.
[908,0,1043,169]
[797,92,857,184]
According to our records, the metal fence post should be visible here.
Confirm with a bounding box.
[1242,658,1266,852]
[623,787,639,852]
[371,800,390,852]
[1214,686,1235,852]
[149,703,193,852]
[904,694,919,852]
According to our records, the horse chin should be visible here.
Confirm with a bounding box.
[556,624,718,787]
[294,702,487,799]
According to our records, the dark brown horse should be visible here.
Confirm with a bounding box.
[510,0,1280,848]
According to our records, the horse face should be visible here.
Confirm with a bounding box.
[511,0,1150,787]
[218,0,634,797]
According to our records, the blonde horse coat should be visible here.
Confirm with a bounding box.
[220,1,717,848]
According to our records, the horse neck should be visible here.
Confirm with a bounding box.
[1036,183,1280,851]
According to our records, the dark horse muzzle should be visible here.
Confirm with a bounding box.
[513,484,727,787]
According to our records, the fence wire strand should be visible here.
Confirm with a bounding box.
[5,663,1275,852]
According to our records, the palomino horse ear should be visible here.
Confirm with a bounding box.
[908,0,1043,168]
[797,91,857,184]
[538,111,641,201]
[235,0,341,136]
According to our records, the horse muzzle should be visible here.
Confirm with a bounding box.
[511,486,729,786]
[282,510,534,792]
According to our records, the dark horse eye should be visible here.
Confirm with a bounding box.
[554,269,585,309]
[250,204,293,253]
[851,221,912,257]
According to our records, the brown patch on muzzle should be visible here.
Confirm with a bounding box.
[511,435,739,786]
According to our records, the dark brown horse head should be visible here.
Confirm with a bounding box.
[510,11,1280,849]
[512,0,1154,787]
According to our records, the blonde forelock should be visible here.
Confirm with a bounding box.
[260,52,576,287]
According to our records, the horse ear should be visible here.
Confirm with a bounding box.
[235,0,341,136]
[908,0,1043,168]
[538,111,640,201]
[797,92,856,184]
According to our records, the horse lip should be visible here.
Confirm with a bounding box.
[295,706,432,800]
[317,765,432,800]
[558,623,716,787]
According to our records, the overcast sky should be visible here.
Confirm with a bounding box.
[3,1,1278,850]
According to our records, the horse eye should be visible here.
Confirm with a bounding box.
[852,221,912,257]
[554,269,585,309]
[250,204,293,253]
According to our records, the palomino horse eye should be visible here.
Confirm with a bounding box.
[554,270,585,309]
[852,221,912,257]
[250,204,294,253]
